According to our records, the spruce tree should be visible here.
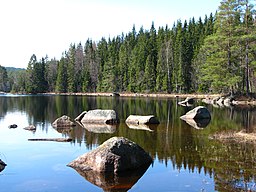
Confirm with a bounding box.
[67,44,76,93]
[55,57,68,93]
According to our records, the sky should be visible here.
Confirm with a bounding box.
[0,0,221,69]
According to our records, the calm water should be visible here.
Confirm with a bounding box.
[0,95,256,192]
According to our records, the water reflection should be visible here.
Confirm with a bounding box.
[71,164,151,192]
[1,95,256,191]
[79,123,117,134]
[181,118,211,129]
[125,123,158,132]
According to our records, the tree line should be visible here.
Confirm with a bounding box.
[1,0,255,95]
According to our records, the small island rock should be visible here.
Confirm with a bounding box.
[8,124,18,129]
[125,115,160,125]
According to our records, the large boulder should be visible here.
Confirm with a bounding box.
[125,115,159,125]
[80,109,119,124]
[67,137,152,173]
[52,115,76,128]
[180,106,211,120]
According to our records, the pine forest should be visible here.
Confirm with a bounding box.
[0,0,255,95]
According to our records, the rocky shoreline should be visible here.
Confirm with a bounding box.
[43,92,221,99]
[43,92,256,106]
[3,91,256,105]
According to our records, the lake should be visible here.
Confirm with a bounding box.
[0,95,256,192]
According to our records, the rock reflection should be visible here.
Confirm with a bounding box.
[54,127,73,134]
[126,122,158,132]
[71,165,150,192]
[80,123,117,134]
[181,118,211,129]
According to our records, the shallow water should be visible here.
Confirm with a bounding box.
[0,95,256,192]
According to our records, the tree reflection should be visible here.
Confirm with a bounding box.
[1,95,256,190]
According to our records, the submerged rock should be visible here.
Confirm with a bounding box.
[52,115,76,128]
[23,125,36,131]
[180,106,211,119]
[80,109,119,124]
[125,115,160,125]
[68,137,152,173]
[28,138,72,142]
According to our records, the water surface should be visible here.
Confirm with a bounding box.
[0,95,256,192]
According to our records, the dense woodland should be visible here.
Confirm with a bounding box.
[0,0,255,95]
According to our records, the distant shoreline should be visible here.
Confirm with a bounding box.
[3,92,256,105]
[43,92,222,99]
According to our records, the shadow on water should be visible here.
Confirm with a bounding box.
[1,95,256,191]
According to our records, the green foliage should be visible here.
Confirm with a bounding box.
[0,65,9,92]
[196,0,255,94]
[55,57,68,93]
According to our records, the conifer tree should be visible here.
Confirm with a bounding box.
[196,0,245,93]
[0,65,8,92]
[55,57,68,93]
[26,54,37,93]
[67,44,76,92]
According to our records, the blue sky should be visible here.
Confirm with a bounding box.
[0,0,221,68]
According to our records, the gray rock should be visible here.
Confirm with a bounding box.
[223,97,233,107]
[216,97,225,106]
[125,115,159,125]
[110,92,120,97]
[8,124,17,129]
[178,97,194,106]
[75,111,87,121]
[68,137,152,173]
[81,109,119,124]
[52,115,76,128]
[180,106,211,120]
